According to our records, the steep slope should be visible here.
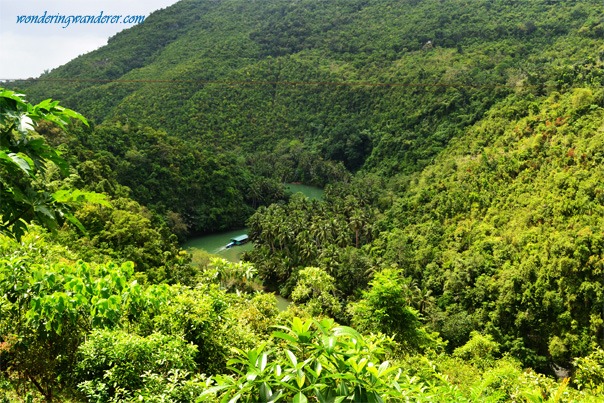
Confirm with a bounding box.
[375,89,604,369]
[14,0,604,174]
[246,88,604,372]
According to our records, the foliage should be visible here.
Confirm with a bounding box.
[209,257,259,293]
[349,268,440,353]
[434,352,598,402]
[573,348,604,396]
[453,331,501,370]
[2,231,604,401]
[65,119,261,234]
[0,88,106,240]
[291,267,342,319]
[0,232,171,400]
[15,0,604,182]
[57,196,193,282]
[75,330,197,402]
[235,293,281,337]
[128,369,207,403]
[247,176,381,297]
[134,283,260,376]
[370,90,604,370]
[246,88,604,373]
[202,317,409,402]
[4,0,604,398]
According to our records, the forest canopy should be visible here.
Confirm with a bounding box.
[3,0,604,401]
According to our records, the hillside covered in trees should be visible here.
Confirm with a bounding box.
[15,0,604,234]
[3,0,604,401]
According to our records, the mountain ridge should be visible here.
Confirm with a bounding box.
[13,0,604,175]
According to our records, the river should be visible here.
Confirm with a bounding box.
[183,184,324,309]
[183,184,323,262]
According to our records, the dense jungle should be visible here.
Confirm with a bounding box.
[2,0,604,401]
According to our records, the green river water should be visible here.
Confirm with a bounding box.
[183,184,323,261]
[183,184,324,310]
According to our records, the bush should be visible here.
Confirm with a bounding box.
[574,348,604,396]
[75,330,197,401]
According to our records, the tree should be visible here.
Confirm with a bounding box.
[0,88,105,239]
[350,268,439,352]
[75,330,197,401]
[291,266,342,318]
[0,232,171,401]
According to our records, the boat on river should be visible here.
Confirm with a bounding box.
[225,234,249,248]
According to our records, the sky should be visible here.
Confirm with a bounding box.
[0,0,181,79]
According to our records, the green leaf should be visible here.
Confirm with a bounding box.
[377,361,389,376]
[260,352,268,372]
[356,357,368,373]
[228,394,241,403]
[292,392,308,403]
[259,382,272,402]
[52,189,110,207]
[315,388,327,403]
[268,390,282,402]
[332,326,363,342]
[337,383,349,396]
[272,331,298,344]
[292,317,304,333]
[64,213,87,234]
[285,350,298,367]
[295,368,306,388]
[7,152,32,174]
[248,349,259,366]
[35,98,59,112]
[17,114,35,133]
[367,392,384,403]
[34,205,55,220]
[323,336,336,353]
[56,105,89,126]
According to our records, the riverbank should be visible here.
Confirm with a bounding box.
[183,184,323,263]
[182,184,324,310]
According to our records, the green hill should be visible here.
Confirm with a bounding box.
[15,0,604,173]
[6,0,604,382]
